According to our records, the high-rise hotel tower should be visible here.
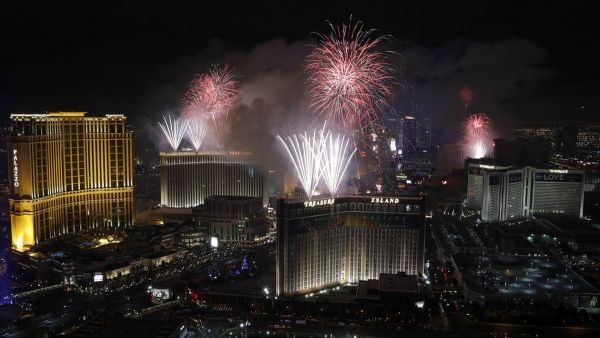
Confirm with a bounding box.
[276,195,426,296]
[7,112,134,251]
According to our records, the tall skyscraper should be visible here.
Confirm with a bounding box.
[7,112,134,251]
[276,195,426,296]
[401,116,417,158]
[160,151,266,208]
[558,124,579,156]
[416,118,431,151]
[436,142,465,175]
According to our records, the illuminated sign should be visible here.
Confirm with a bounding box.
[535,172,583,182]
[578,294,600,309]
[304,198,335,208]
[549,169,569,174]
[151,288,172,300]
[210,236,219,248]
[93,272,104,282]
[509,173,522,183]
[479,164,497,170]
[12,149,19,187]
[370,197,401,204]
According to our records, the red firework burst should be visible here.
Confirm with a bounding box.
[182,64,240,122]
[305,20,394,133]
[182,64,240,144]
[463,113,490,140]
[463,113,491,158]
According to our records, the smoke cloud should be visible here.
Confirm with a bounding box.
[135,36,560,165]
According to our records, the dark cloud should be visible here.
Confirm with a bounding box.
[400,38,558,142]
[131,36,593,165]
[133,39,313,166]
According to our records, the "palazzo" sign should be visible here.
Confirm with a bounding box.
[12,149,19,187]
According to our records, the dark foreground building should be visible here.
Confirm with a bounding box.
[276,195,426,296]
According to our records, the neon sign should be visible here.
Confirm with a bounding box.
[370,197,401,204]
[304,198,335,207]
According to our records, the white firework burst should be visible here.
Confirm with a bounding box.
[277,130,324,199]
[158,115,189,151]
[319,129,356,195]
[186,118,207,151]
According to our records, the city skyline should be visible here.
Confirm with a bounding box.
[1,2,600,337]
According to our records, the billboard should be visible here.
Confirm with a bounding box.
[151,288,171,301]
[578,294,600,308]
[535,172,583,183]
[210,236,219,248]
[93,272,104,283]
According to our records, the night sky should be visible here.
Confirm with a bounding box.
[1,0,598,143]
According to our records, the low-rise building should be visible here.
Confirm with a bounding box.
[196,196,268,247]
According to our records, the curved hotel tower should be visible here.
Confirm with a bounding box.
[160,151,266,208]
[8,112,134,251]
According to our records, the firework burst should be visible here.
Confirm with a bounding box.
[278,126,357,198]
[463,113,491,159]
[186,118,207,151]
[158,115,189,151]
[319,129,356,195]
[182,64,240,142]
[305,20,395,134]
[277,130,324,199]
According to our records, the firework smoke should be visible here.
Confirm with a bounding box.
[319,129,356,195]
[463,113,491,159]
[186,118,207,151]
[182,64,240,142]
[305,20,395,134]
[158,115,189,151]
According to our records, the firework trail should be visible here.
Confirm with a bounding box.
[158,115,189,151]
[463,113,491,159]
[182,64,240,142]
[319,129,356,195]
[186,118,207,151]
[471,140,487,159]
[277,130,325,199]
[305,20,395,134]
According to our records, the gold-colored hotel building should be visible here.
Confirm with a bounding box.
[276,195,426,296]
[7,112,134,251]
